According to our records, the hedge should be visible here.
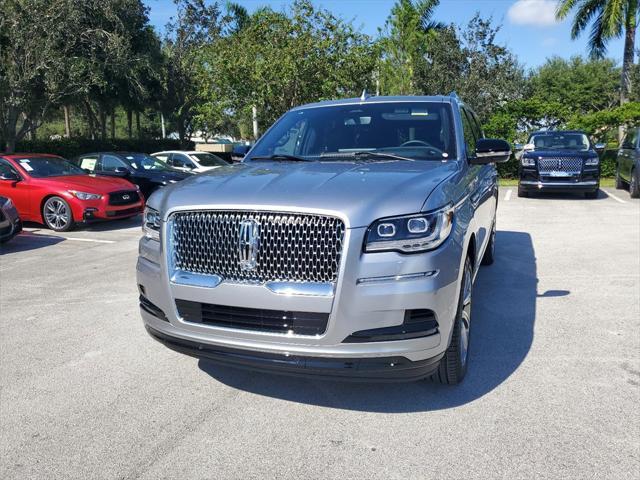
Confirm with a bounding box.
[496,149,618,179]
[10,137,194,159]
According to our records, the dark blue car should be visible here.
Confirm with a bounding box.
[518,130,602,199]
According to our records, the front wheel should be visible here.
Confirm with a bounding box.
[517,184,528,197]
[584,189,599,199]
[431,256,472,385]
[42,196,74,232]
[630,169,640,198]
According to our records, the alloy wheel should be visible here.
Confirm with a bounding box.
[459,261,472,367]
[44,198,71,230]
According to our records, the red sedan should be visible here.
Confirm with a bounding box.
[0,154,144,231]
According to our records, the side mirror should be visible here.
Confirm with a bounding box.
[594,143,606,152]
[0,172,20,181]
[514,143,524,151]
[471,138,512,164]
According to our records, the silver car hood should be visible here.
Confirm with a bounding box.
[153,160,459,228]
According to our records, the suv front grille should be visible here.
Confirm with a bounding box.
[176,299,329,335]
[108,190,139,206]
[170,210,346,283]
[538,157,583,175]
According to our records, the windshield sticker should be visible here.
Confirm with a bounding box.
[442,153,449,158]
[80,158,97,171]
[126,156,134,160]
[19,160,34,171]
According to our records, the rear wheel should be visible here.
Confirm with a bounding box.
[431,256,472,385]
[481,219,496,266]
[630,168,640,198]
[615,168,625,189]
[42,196,74,232]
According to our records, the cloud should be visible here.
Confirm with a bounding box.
[508,0,559,27]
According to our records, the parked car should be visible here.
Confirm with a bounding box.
[0,154,144,232]
[74,152,192,199]
[518,130,602,198]
[0,195,22,243]
[616,127,640,198]
[137,94,510,384]
[151,151,228,173]
[231,144,252,162]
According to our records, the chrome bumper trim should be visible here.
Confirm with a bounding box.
[356,271,439,285]
[520,180,598,187]
[170,270,223,288]
[265,281,335,297]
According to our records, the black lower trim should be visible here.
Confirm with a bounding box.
[106,206,142,217]
[140,295,169,322]
[145,325,444,382]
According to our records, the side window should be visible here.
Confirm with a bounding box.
[622,129,637,149]
[100,154,127,172]
[154,153,169,163]
[459,108,477,158]
[469,110,484,140]
[78,155,98,172]
[0,159,21,178]
[171,154,193,169]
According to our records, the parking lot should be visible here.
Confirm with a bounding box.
[1,188,638,479]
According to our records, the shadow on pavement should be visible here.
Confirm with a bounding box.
[0,231,65,254]
[198,230,544,412]
[526,189,606,200]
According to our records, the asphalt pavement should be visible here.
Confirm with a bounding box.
[1,188,638,480]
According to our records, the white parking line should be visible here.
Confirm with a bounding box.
[605,190,627,204]
[20,232,115,244]
[504,189,513,201]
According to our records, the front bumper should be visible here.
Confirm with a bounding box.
[519,179,599,192]
[146,324,444,381]
[136,220,463,379]
[0,202,22,242]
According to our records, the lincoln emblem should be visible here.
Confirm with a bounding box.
[238,219,260,271]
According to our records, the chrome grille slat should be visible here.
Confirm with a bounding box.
[538,157,583,174]
[170,210,345,283]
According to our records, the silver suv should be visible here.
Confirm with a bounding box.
[137,94,510,384]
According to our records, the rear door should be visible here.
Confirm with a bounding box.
[619,129,637,182]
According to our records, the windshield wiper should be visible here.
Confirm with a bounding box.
[320,151,416,162]
[251,154,313,162]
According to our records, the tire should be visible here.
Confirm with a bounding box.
[630,168,640,198]
[615,168,625,189]
[431,256,473,385]
[517,184,528,197]
[584,189,599,199]
[481,219,496,266]
[42,196,74,232]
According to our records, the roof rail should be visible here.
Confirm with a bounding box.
[448,91,460,100]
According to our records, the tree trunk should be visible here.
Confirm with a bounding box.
[110,107,116,140]
[99,105,107,141]
[85,101,95,139]
[135,111,141,139]
[63,105,71,138]
[127,109,133,139]
[618,10,636,140]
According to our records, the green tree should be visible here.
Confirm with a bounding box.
[556,0,639,105]
[378,0,443,95]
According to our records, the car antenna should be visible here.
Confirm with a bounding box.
[360,89,370,101]
[449,91,459,100]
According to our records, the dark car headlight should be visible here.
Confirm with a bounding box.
[585,156,599,166]
[143,207,161,241]
[364,206,454,254]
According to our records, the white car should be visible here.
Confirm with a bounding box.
[151,151,229,173]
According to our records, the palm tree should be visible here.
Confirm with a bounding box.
[556,0,639,105]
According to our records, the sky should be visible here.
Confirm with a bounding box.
[144,0,628,69]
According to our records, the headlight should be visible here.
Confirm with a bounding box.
[364,206,454,253]
[143,207,161,241]
[521,157,536,167]
[69,191,102,200]
[585,156,599,166]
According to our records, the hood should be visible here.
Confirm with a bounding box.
[43,175,137,193]
[154,160,459,228]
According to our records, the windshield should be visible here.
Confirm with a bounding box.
[122,153,173,171]
[14,156,85,178]
[191,153,228,167]
[248,102,457,161]
[529,133,590,151]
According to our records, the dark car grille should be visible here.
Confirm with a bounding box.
[170,210,346,283]
[176,299,329,336]
[106,206,142,217]
[538,157,583,175]
[108,190,140,206]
